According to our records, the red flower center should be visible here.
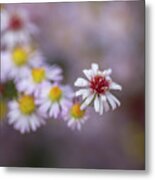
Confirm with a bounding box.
[9,15,23,31]
[90,75,109,94]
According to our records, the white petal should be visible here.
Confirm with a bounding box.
[39,101,51,114]
[83,69,93,80]
[106,94,117,110]
[94,96,100,112]
[74,78,89,87]
[99,98,104,115]
[106,92,121,106]
[75,89,90,99]
[110,82,122,90]
[91,63,99,74]
[103,69,112,76]
[81,94,94,110]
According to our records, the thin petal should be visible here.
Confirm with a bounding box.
[110,82,122,90]
[83,69,93,80]
[81,94,94,110]
[106,92,121,106]
[74,78,89,87]
[75,89,90,99]
[103,69,112,76]
[94,96,100,112]
[106,94,117,110]
[91,63,99,74]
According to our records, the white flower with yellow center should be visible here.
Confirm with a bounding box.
[74,63,122,115]
[8,95,46,134]
[37,84,73,119]
[64,102,88,131]
[1,8,38,48]
[2,45,44,81]
[16,65,63,97]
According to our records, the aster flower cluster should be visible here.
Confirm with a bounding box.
[0,5,122,134]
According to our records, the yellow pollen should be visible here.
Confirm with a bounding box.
[32,68,45,83]
[49,86,62,102]
[70,103,85,119]
[12,47,28,66]
[19,95,35,115]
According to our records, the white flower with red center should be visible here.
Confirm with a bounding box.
[36,83,73,119]
[1,8,38,48]
[74,63,122,115]
[64,102,88,131]
[16,65,63,97]
[2,45,44,81]
[8,94,46,134]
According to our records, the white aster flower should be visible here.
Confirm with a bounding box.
[7,94,46,134]
[2,45,44,81]
[74,63,122,115]
[36,83,73,119]
[16,64,63,97]
[64,102,88,131]
[1,8,38,48]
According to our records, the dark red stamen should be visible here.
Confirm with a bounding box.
[9,15,23,31]
[90,75,109,94]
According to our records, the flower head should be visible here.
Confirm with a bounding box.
[16,64,63,97]
[1,45,44,81]
[36,83,73,119]
[7,94,46,134]
[64,102,88,131]
[1,8,38,48]
[74,63,122,115]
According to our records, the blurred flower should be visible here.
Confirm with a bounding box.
[0,4,9,32]
[64,102,88,131]
[1,8,38,48]
[75,63,122,115]
[16,65,63,97]
[37,83,73,119]
[1,45,44,81]
[8,94,46,134]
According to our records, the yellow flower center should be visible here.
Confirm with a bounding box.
[12,47,28,66]
[70,103,85,119]
[32,68,46,83]
[19,95,35,115]
[49,86,62,102]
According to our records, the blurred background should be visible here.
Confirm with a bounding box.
[0,1,145,169]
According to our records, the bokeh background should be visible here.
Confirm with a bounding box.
[0,1,145,169]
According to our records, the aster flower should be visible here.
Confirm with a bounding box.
[1,45,44,81]
[1,8,38,48]
[74,63,122,115]
[7,94,46,134]
[64,102,88,131]
[36,83,73,119]
[16,64,63,97]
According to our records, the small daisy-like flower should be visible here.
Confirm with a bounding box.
[74,63,122,115]
[8,94,46,134]
[1,8,38,48]
[2,45,44,81]
[37,83,73,119]
[64,102,88,131]
[16,65,63,97]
